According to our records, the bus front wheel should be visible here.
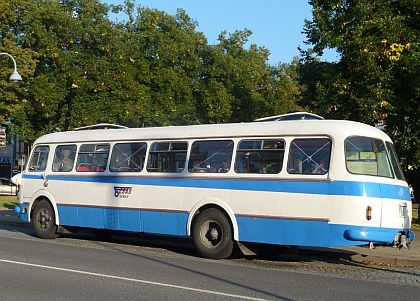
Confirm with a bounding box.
[32,199,59,239]
[193,208,234,259]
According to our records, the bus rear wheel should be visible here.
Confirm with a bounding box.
[32,199,59,239]
[193,208,233,259]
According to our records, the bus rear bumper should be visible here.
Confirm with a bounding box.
[344,228,414,249]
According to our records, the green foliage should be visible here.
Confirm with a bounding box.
[301,0,420,168]
[1,0,302,144]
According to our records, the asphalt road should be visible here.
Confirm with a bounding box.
[0,226,419,301]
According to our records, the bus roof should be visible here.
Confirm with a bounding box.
[33,119,392,145]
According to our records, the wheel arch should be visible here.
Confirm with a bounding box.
[28,190,60,225]
[187,198,239,241]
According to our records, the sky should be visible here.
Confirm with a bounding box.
[102,0,338,65]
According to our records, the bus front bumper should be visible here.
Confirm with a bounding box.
[14,203,30,222]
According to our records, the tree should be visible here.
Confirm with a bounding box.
[197,30,302,123]
[301,0,420,168]
[1,0,303,145]
[0,0,38,124]
[264,58,303,117]
[121,6,206,126]
[1,0,156,142]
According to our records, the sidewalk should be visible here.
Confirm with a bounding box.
[1,206,419,267]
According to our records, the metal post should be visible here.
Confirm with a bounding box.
[11,134,17,178]
[0,52,22,178]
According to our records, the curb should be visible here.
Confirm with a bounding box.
[298,247,420,268]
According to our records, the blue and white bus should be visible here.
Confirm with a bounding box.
[15,119,415,259]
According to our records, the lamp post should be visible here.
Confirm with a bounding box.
[0,52,22,84]
[0,52,22,178]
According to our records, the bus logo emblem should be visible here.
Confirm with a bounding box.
[114,187,133,198]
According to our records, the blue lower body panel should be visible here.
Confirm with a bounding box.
[16,202,413,248]
[236,215,412,247]
[57,205,188,236]
[236,216,329,247]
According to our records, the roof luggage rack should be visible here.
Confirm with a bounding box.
[254,112,324,122]
[74,123,128,131]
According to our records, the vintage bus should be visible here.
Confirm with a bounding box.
[15,119,414,259]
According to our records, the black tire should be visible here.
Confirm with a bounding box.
[192,208,234,259]
[32,199,59,239]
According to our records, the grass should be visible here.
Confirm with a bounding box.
[1,195,419,229]
[412,207,419,230]
[0,195,18,208]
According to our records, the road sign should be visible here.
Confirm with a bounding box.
[0,127,5,147]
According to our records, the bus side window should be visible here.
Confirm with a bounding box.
[146,142,187,173]
[76,144,110,172]
[235,139,284,174]
[28,145,50,172]
[110,142,147,172]
[287,138,331,175]
[52,145,77,172]
[188,140,234,173]
[345,136,393,178]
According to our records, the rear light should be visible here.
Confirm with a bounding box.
[366,206,372,221]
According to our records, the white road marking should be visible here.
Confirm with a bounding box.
[0,258,269,301]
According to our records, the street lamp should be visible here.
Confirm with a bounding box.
[0,52,22,84]
[0,52,22,179]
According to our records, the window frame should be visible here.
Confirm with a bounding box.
[52,144,77,172]
[188,140,234,173]
[234,139,285,174]
[28,145,50,172]
[109,142,147,172]
[146,141,188,173]
[287,138,332,175]
[76,143,110,172]
[345,136,394,178]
